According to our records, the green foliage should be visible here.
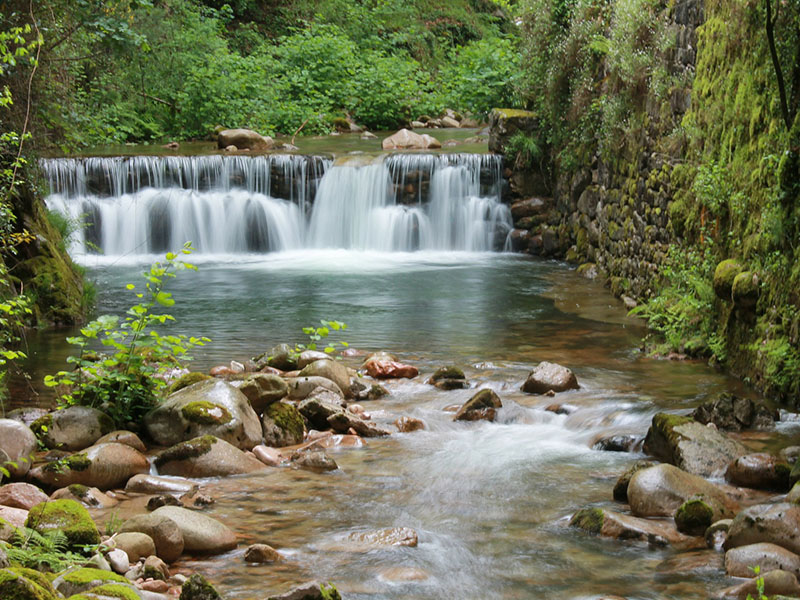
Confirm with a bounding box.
[505,131,543,169]
[745,565,767,600]
[44,244,210,428]
[297,319,349,355]
[6,528,88,572]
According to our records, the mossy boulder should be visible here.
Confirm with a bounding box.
[231,374,289,414]
[427,366,467,390]
[454,389,502,422]
[262,402,304,447]
[77,583,140,600]
[25,499,100,548]
[569,507,690,545]
[180,573,221,600]
[713,259,744,300]
[732,271,759,309]
[29,442,149,490]
[0,566,59,600]
[168,372,213,395]
[267,582,341,600]
[726,453,791,491]
[52,567,127,597]
[31,407,114,451]
[155,435,266,478]
[144,380,262,450]
[674,498,714,536]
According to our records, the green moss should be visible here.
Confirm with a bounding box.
[320,583,342,600]
[25,500,101,548]
[732,271,759,309]
[264,402,304,440]
[66,485,90,499]
[491,108,537,119]
[331,117,350,130]
[713,259,744,300]
[168,372,212,395]
[180,401,232,426]
[430,366,465,382]
[86,584,139,600]
[674,499,714,536]
[29,415,52,442]
[155,435,217,468]
[43,453,91,474]
[569,508,605,534]
[142,564,166,581]
[179,573,221,600]
[61,568,127,587]
[0,567,59,600]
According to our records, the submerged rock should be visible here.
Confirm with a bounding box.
[345,527,418,550]
[244,543,282,563]
[454,389,502,422]
[395,417,426,432]
[521,362,579,394]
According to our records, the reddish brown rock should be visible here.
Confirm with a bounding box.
[364,360,419,379]
[0,482,49,510]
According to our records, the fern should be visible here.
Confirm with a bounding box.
[6,528,88,571]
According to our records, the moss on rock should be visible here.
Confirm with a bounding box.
[25,499,101,548]
[179,573,221,600]
[732,271,759,309]
[66,484,90,499]
[713,259,744,300]
[43,453,91,474]
[180,401,232,426]
[674,498,714,536]
[155,435,217,468]
[85,583,139,600]
[569,507,605,534]
[168,373,213,395]
[0,567,59,600]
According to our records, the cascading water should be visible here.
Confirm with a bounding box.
[41,152,512,256]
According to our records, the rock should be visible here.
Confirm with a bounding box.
[95,430,147,452]
[719,569,800,600]
[0,505,28,527]
[675,498,715,536]
[180,573,223,600]
[0,419,37,477]
[298,360,352,398]
[143,554,170,580]
[257,344,297,371]
[327,410,390,437]
[30,406,114,451]
[521,362,579,394]
[125,474,196,495]
[569,507,691,546]
[229,374,289,414]
[410,120,425,128]
[252,445,286,467]
[643,413,747,477]
[28,442,149,490]
[262,401,305,447]
[725,542,800,578]
[627,464,739,519]
[441,116,460,128]
[363,360,419,379]
[706,519,733,550]
[286,376,344,401]
[692,393,777,431]
[113,532,156,563]
[725,503,800,554]
[420,134,441,149]
[726,453,791,491]
[713,259,745,300]
[395,417,425,432]
[52,566,130,597]
[361,131,377,140]
[267,582,341,600]
[291,450,338,471]
[382,129,429,150]
[0,566,60,600]
[788,481,800,503]
[298,389,348,429]
[613,460,656,502]
[511,197,547,219]
[732,271,759,309]
[169,372,214,395]
[427,366,467,390]
[51,484,117,508]
[244,543,282,563]
[454,389,502,422]
[106,548,129,574]
[592,434,641,452]
[146,494,181,511]
[217,128,273,151]
[119,513,184,563]
[781,445,800,464]
[297,350,331,369]
[346,527,418,550]
[25,499,100,548]
[151,505,236,554]
[155,435,267,478]
[0,482,48,510]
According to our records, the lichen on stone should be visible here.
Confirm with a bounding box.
[43,453,91,474]
[674,498,714,536]
[168,373,212,395]
[569,507,605,534]
[87,583,140,600]
[179,573,221,600]
[181,401,232,426]
[25,499,101,548]
[155,435,218,468]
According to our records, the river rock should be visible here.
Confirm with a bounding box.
[725,503,800,554]
[0,482,48,510]
[454,389,502,422]
[643,413,747,477]
[440,116,460,128]
[298,360,352,398]
[569,507,692,546]
[262,401,305,447]
[286,376,344,400]
[291,450,338,471]
[726,453,791,491]
[420,134,441,149]
[780,445,800,465]
[297,350,331,369]
[718,569,800,600]
[51,484,117,508]
[363,359,419,379]
[521,362,579,394]
[244,543,282,563]
[107,548,130,574]
[95,429,147,452]
[119,513,184,562]
[26,498,100,548]
[382,129,433,150]
[144,379,262,450]
[113,531,156,562]
[252,445,286,467]
[28,442,149,490]
[31,406,114,451]
[148,505,236,554]
[725,542,800,578]
[613,460,657,502]
[267,582,341,600]
[155,435,267,478]
[692,393,776,431]
[230,374,289,414]
[427,366,467,390]
[0,505,27,528]
[627,464,739,519]
[592,434,641,452]
[255,343,297,371]
[327,410,390,437]
[298,389,348,429]
[706,519,733,550]
[0,419,37,477]
[674,498,716,536]
[125,474,196,494]
[345,527,418,550]
[395,417,425,432]
[217,128,273,151]
[0,566,62,599]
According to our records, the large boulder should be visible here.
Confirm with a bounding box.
[28,442,149,490]
[382,129,440,150]
[230,374,289,414]
[725,542,800,578]
[613,460,657,502]
[30,407,114,451]
[119,512,184,562]
[144,380,262,450]
[217,128,274,151]
[298,360,352,398]
[726,453,791,491]
[0,483,48,510]
[25,499,100,548]
[155,435,267,478]
[643,413,747,477]
[151,505,237,554]
[521,362,579,394]
[725,503,800,554]
[691,393,776,431]
[627,464,739,519]
[262,402,305,447]
[454,389,502,422]
[569,507,692,546]
[51,567,129,597]
[0,419,37,477]
[0,567,60,600]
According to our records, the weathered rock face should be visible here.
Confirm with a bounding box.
[521,362,579,394]
[725,542,800,578]
[627,464,739,519]
[691,393,776,431]
[725,503,800,555]
[119,512,184,562]
[28,442,149,490]
[454,389,503,422]
[298,360,352,398]
[643,413,747,477]
[0,483,48,510]
[151,505,237,554]
[262,402,305,447]
[144,380,262,450]
[155,435,267,478]
[217,128,274,151]
[569,507,692,546]
[0,419,37,477]
[25,498,100,548]
[230,374,289,414]
[31,407,114,451]
[726,453,791,491]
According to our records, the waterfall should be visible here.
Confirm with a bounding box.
[42,152,512,256]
